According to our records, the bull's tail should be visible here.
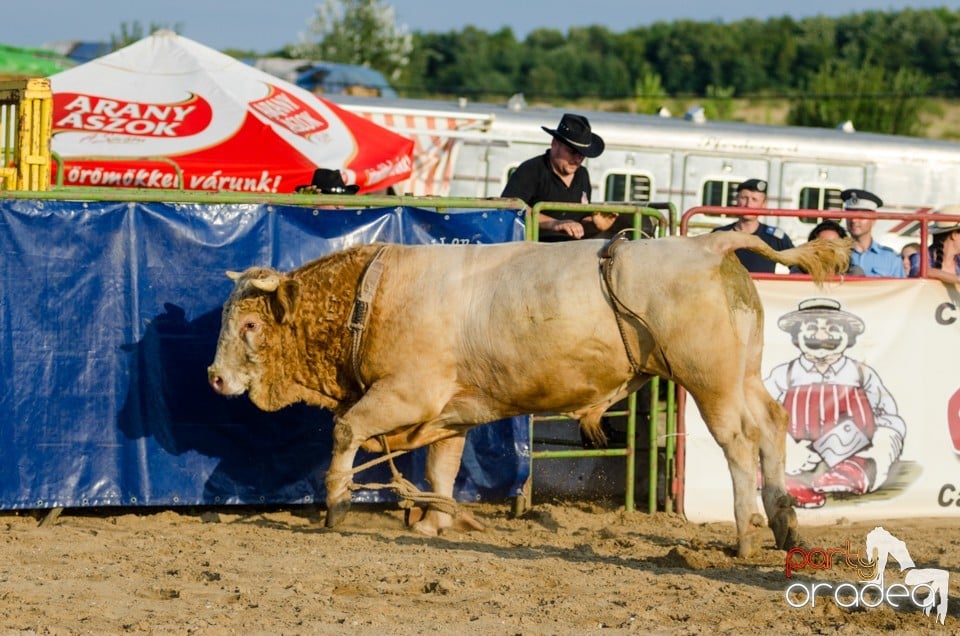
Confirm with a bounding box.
[708,232,853,283]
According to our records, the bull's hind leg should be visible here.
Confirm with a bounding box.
[696,395,766,558]
[746,377,800,551]
[408,433,485,536]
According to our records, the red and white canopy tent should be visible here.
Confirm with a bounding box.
[48,31,413,194]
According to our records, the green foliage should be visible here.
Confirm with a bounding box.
[787,59,931,135]
[294,0,412,81]
[634,70,668,114]
[702,85,736,120]
[109,21,183,50]
[220,6,960,136]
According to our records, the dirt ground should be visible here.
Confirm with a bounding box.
[1,500,956,634]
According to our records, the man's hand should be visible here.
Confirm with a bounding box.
[590,212,619,232]
[546,218,585,239]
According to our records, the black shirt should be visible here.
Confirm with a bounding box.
[712,221,795,273]
[501,150,594,241]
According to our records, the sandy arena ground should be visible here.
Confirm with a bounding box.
[1,501,957,634]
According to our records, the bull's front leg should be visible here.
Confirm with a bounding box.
[325,415,361,528]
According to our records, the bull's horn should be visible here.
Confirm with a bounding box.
[226,270,243,281]
[249,274,281,292]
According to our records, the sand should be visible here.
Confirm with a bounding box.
[2,500,956,634]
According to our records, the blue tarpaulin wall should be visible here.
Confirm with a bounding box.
[0,199,529,510]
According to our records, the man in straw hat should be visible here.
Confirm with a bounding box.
[502,113,621,241]
[926,218,960,284]
[763,298,906,508]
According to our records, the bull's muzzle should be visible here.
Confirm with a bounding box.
[207,366,227,395]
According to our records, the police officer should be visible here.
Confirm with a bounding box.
[712,178,794,273]
[842,189,904,278]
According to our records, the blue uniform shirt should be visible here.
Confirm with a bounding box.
[711,221,794,273]
[850,241,905,278]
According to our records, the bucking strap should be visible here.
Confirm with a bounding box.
[599,232,641,375]
[349,245,387,391]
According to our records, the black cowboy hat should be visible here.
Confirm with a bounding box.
[777,298,865,335]
[542,113,605,158]
[295,168,360,194]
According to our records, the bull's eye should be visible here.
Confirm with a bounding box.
[241,321,259,334]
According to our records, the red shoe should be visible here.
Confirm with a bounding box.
[786,477,825,508]
[813,457,872,495]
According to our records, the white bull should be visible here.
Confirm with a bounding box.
[207,232,850,556]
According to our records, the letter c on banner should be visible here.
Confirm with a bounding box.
[935,302,957,325]
[939,483,957,507]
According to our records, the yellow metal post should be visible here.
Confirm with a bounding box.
[0,78,53,191]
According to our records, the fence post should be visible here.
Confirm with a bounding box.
[0,78,53,191]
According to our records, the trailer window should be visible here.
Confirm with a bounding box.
[798,187,843,210]
[797,187,844,223]
[604,173,651,203]
[702,180,738,207]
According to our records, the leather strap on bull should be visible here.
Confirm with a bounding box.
[599,230,674,379]
[349,245,387,392]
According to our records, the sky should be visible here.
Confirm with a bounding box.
[7,0,960,53]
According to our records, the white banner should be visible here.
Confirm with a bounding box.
[684,278,960,525]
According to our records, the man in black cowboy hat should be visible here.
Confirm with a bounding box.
[501,113,618,241]
[295,168,360,195]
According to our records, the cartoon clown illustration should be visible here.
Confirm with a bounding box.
[764,298,906,508]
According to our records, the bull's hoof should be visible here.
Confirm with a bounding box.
[451,510,486,533]
[737,515,766,558]
[404,505,426,528]
[770,497,801,551]
[325,500,351,528]
[412,518,440,537]
[737,535,760,559]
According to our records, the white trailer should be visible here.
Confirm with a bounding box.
[328,94,960,248]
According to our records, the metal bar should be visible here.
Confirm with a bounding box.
[664,380,677,513]
[648,376,660,514]
[623,390,636,512]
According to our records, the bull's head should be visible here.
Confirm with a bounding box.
[207,267,301,411]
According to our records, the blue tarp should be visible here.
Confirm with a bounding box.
[0,199,529,509]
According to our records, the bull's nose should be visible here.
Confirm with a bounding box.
[208,366,225,394]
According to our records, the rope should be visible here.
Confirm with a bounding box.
[326,435,460,518]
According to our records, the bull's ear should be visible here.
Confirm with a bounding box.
[273,279,301,324]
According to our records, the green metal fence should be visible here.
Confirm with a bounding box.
[513,202,679,515]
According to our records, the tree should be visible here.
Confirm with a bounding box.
[787,59,931,135]
[294,0,413,82]
[110,21,183,50]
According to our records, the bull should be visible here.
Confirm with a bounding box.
[207,231,850,557]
